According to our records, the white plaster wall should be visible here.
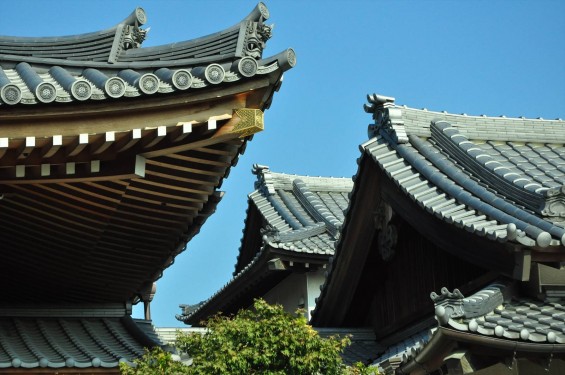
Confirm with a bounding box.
[262,269,327,320]
[306,268,326,320]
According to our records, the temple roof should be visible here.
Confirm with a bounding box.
[238,164,352,267]
[0,2,295,105]
[177,165,352,325]
[0,3,293,305]
[432,282,565,344]
[312,94,565,328]
[0,305,160,370]
[375,281,565,373]
[362,94,565,248]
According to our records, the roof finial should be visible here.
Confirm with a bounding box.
[364,93,407,143]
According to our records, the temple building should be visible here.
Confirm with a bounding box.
[311,94,565,374]
[178,164,353,324]
[0,2,294,373]
[176,165,380,365]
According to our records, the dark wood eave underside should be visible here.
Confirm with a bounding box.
[0,73,282,305]
[182,246,329,326]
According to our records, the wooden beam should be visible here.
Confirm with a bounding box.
[166,153,232,168]
[0,155,145,184]
[41,135,63,158]
[115,128,142,153]
[67,133,89,157]
[169,121,194,142]
[17,136,35,159]
[0,137,7,159]
[139,110,259,159]
[142,126,167,149]
[91,131,115,155]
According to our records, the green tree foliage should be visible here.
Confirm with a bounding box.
[176,299,349,374]
[119,346,188,375]
[120,299,378,374]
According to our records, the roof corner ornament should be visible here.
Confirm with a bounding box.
[260,224,280,242]
[364,94,408,144]
[122,25,148,50]
[243,21,273,59]
[541,186,565,219]
[253,164,276,195]
[122,7,148,50]
[431,284,505,326]
[231,108,264,138]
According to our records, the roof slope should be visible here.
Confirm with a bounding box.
[0,2,295,105]
[385,281,565,374]
[177,165,352,325]
[0,305,160,370]
[312,95,565,322]
[312,94,565,372]
[362,94,565,249]
[237,164,353,268]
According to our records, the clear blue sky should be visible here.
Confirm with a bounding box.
[1,0,564,327]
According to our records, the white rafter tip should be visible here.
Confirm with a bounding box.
[41,164,50,176]
[207,118,217,130]
[91,160,101,173]
[66,162,76,175]
[106,131,115,141]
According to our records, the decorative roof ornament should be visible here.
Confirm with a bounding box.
[431,284,505,325]
[373,201,397,261]
[252,164,276,195]
[241,4,273,60]
[122,25,148,50]
[541,186,565,218]
[364,94,408,143]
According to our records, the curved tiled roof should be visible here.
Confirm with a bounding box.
[177,165,352,324]
[433,282,565,344]
[0,306,160,370]
[312,94,565,327]
[0,3,295,105]
[244,164,352,257]
[0,3,293,306]
[363,95,565,248]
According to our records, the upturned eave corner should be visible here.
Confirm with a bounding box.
[0,1,296,107]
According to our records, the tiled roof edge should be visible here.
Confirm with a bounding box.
[406,135,565,247]
[364,93,565,144]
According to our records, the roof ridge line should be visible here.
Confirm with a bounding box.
[399,105,565,123]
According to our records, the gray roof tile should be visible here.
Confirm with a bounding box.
[0,3,295,106]
[363,96,565,248]
[0,311,159,369]
[250,165,353,254]
[433,282,565,344]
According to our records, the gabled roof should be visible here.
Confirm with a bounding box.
[0,2,295,105]
[362,94,565,249]
[177,165,352,325]
[236,164,353,270]
[312,93,565,320]
[0,305,160,370]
